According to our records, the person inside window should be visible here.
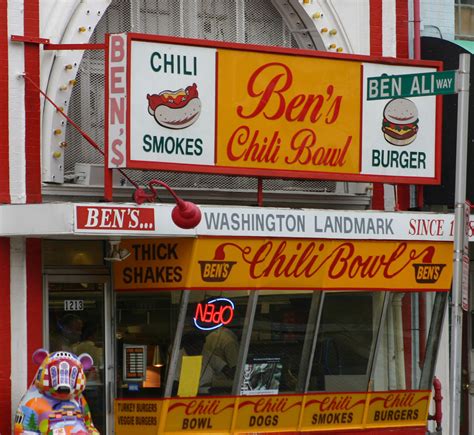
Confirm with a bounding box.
[203,327,239,392]
[204,327,239,370]
[73,322,103,383]
[50,313,84,352]
[173,331,234,395]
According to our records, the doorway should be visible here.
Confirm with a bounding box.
[45,274,112,434]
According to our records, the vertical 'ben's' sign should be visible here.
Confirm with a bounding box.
[106,33,442,185]
[107,33,128,168]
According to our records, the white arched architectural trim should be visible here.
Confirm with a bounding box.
[40,0,111,183]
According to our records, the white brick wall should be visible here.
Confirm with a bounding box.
[10,237,27,426]
[421,0,455,40]
[8,0,26,204]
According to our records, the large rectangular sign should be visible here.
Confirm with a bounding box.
[106,33,442,184]
[113,237,453,292]
[115,391,430,434]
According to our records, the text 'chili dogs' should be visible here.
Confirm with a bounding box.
[147,83,201,129]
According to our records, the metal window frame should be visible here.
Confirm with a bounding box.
[298,291,324,393]
[163,289,191,397]
[455,3,474,39]
[43,272,112,431]
[419,292,449,390]
[367,292,392,390]
[232,290,259,395]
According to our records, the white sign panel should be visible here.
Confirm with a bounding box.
[196,207,457,241]
[361,63,437,178]
[0,203,466,242]
[129,41,216,166]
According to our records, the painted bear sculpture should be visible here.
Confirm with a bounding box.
[14,348,99,434]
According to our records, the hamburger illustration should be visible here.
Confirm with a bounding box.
[147,83,201,129]
[381,98,419,146]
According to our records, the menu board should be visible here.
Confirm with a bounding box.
[123,344,147,382]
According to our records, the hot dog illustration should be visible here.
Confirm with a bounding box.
[147,83,201,129]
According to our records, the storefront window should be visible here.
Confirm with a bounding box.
[113,288,447,404]
[244,290,313,395]
[308,292,386,392]
[43,240,105,266]
[371,292,447,391]
[115,291,181,398]
[172,291,249,396]
[115,290,249,398]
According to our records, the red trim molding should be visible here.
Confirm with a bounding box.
[26,238,42,382]
[0,0,9,203]
[24,0,41,203]
[370,0,383,57]
[0,238,11,434]
[396,0,409,59]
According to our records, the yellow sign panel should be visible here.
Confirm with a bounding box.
[114,391,430,433]
[300,393,367,430]
[114,238,452,291]
[217,49,361,175]
[177,356,202,398]
[234,395,302,432]
[365,391,431,427]
[115,400,162,435]
[113,238,195,290]
[164,397,235,433]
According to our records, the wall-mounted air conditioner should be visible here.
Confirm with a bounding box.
[74,163,131,187]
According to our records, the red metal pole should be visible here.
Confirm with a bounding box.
[430,376,443,431]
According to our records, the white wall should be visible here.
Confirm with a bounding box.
[421,0,455,40]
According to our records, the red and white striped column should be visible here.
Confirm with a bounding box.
[0,0,42,432]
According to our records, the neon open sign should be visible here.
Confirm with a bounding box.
[193,297,235,331]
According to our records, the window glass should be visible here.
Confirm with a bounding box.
[115,291,181,398]
[308,292,385,392]
[43,240,105,266]
[455,1,474,38]
[372,292,443,391]
[244,290,313,395]
[48,282,106,433]
[114,288,445,400]
[172,291,249,397]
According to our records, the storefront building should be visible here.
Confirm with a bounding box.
[2,203,455,434]
[0,1,460,434]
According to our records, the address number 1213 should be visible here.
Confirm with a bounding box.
[64,299,84,311]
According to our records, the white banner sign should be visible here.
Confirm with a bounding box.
[0,203,465,242]
[196,207,457,241]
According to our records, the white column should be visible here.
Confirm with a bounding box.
[8,0,26,204]
[382,0,397,57]
[10,237,28,422]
